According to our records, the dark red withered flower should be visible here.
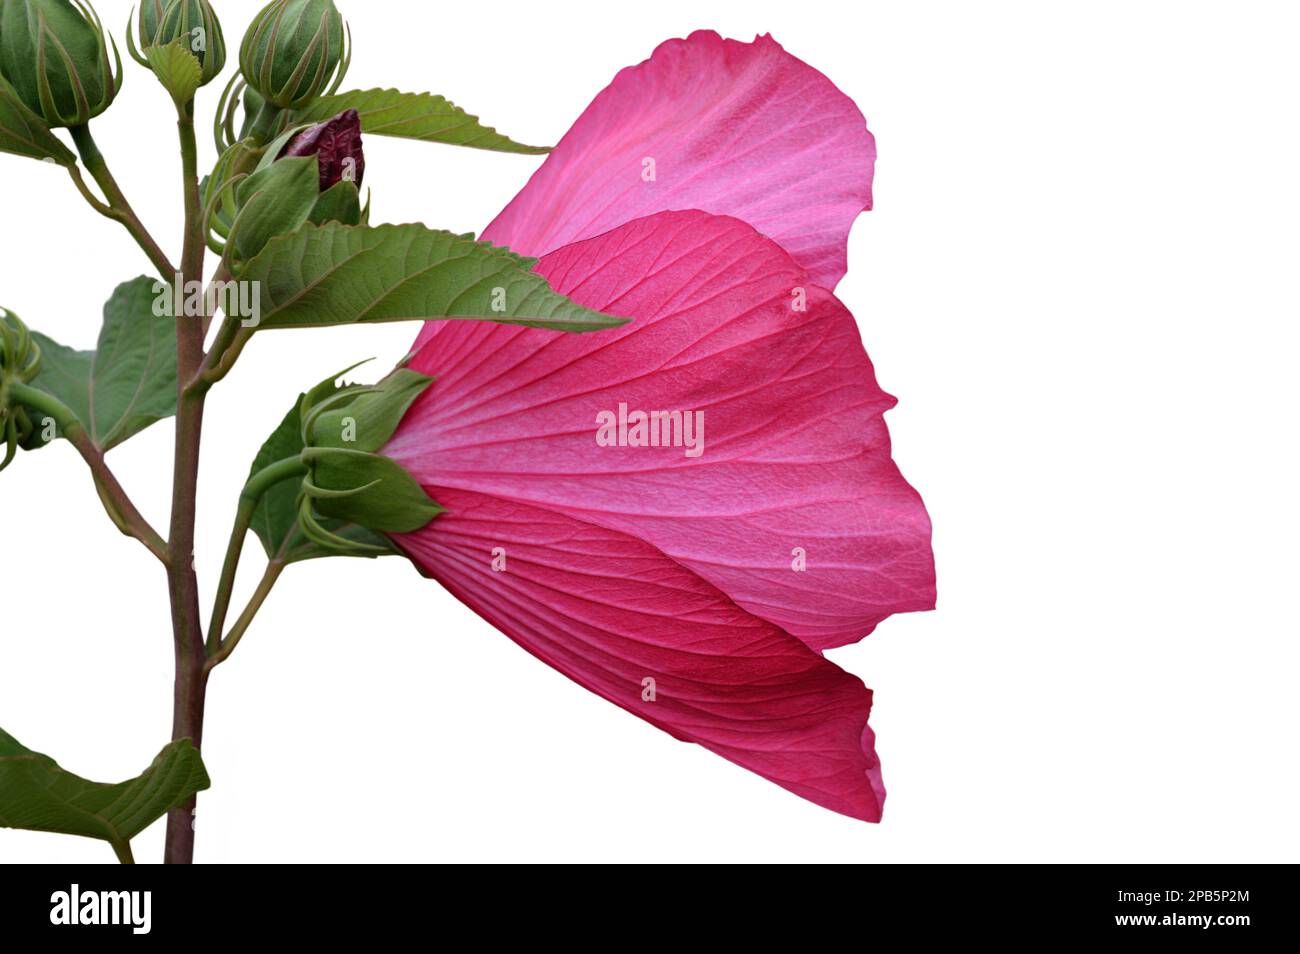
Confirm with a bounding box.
[278,107,365,190]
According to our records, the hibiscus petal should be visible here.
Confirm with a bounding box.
[482,30,876,290]
[388,210,934,650]
[394,487,886,821]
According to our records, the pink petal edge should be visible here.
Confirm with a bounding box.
[481,30,877,290]
[394,487,887,821]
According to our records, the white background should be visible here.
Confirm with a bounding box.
[2,0,1297,863]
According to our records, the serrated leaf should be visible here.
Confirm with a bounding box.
[0,75,74,164]
[293,88,549,154]
[145,38,203,108]
[0,727,209,861]
[236,222,628,333]
[25,278,177,451]
[249,390,396,564]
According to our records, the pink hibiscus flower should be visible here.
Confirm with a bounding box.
[383,31,935,821]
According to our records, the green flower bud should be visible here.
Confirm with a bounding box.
[0,308,43,471]
[293,367,441,554]
[128,0,226,87]
[238,0,348,111]
[0,0,122,128]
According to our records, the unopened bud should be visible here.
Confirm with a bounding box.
[129,0,226,87]
[238,0,348,110]
[0,0,122,127]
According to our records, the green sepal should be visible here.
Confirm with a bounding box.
[294,364,442,541]
[306,447,443,533]
[201,139,265,250]
[247,377,398,563]
[229,154,320,262]
[309,179,361,226]
[0,308,45,468]
[309,367,431,453]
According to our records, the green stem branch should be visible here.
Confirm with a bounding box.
[68,125,176,280]
[205,560,285,675]
[8,383,167,562]
[206,456,307,656]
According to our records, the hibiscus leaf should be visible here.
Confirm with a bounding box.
[0,727,209,863]
[237,222,628,333]
[291,88,549,154]
[144,38,203,108]
[0,76,75,164]
[248,388,396,564]
[24,278,177,452]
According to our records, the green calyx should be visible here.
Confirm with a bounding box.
[292,365,441,554]
[127,0,226,87]
[0,308,43,471]
[205,143,363,261]
[238,0,349,110]
[0,0,122,128]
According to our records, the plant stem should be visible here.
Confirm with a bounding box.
[245,101,284,146]
[8,383,167,562]
[113,841,136,865]
[207,456,308,654]
[205,560,285,674]
[163,104,209,865]
[68,125,176,280]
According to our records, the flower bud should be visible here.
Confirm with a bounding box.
[0,0,122,127]
[129,0,226,87]
[238,0,348,110]
[0,309,42,471]
[278,107,363,190]
[293,367,442,553]
[212,110,365,261]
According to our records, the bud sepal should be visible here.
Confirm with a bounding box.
[0,309,43,469]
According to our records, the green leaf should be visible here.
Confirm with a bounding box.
[0,75,75,165]
[25,278,178,451]
[0,727,209,862]
[249,388,396,564]
[237,222,628,333]
[145,38,203,108]
[230,156,322,263]
[292,88,549,154]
